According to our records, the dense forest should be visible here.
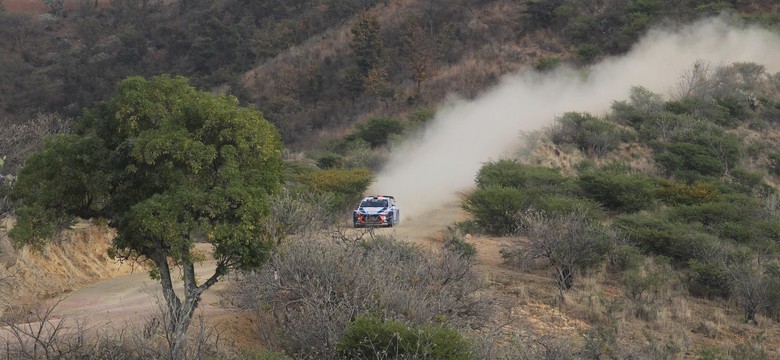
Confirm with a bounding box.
[3,0,780,359]
[2,0,779,160]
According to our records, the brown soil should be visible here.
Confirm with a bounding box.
[2,0,110,14]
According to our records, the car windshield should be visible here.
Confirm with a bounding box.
[361,199,388,207]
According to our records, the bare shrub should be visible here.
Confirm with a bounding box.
[261,189,335,245]
[674,60,712,100]
[0,295,221,360]
[724,261,777,324]
[504,209,612,301]
[230,233,487,359]
[131,294,221,360]
[0,113,70,176]
[0,299,88,360]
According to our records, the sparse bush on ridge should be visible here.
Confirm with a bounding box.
[608,244,644,273]
[503,209,613,300]
[547,112,631,156]
[442,226,477,260]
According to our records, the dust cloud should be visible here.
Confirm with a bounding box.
[370,15,780,222]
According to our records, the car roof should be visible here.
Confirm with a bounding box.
[362,195,395,202]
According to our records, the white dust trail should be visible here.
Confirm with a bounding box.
[371,16,780,221]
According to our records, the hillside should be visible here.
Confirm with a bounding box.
[2,1,780,359]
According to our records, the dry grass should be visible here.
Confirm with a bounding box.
[462,223,780,359]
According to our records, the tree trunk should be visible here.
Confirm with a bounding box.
[151,247,198,359]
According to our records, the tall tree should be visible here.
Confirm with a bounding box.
[10,75,284,357]
[42,0,65,16]
[350,11,383,76]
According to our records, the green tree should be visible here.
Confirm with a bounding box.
[42,0,65,16]
[354,117,405,148]
[10,75,284,357]
[350,11,383,76]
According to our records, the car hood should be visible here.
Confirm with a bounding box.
[356,206,389,214]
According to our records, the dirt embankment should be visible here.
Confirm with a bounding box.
[0,219,143,316]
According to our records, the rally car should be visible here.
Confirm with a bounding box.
[353,195,400,228]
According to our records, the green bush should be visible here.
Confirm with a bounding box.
[728,168,772,196]
[461,185,527,235]
[442,226,477,260]
[745,140,769,159]
[694,1,735,16]
[664,97,707,115]
[610,86,664,129]
[301,167,374,211]
[654,140,736,178]
[475,159,573,193]
[549,112,631,156]
[535,56,562,72]
[609,244,644,272]
[533,194,606,220]
[410,107,436,127]
[688,259,730,299]
[336,316,474,360]
[316,152,344,169]
[636,113,697,143]
[578,118,632,156]
[549,112,592,145]
[667,194,761,228]
[521,0,565,30]
[576,43,601,63]
[354,117,406,148]
[565,15,597,43]
[578,168,657,212]
[716,221,758,244]
[613,213,715,262]
[624,269,665,303]
[713,96,749,127]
